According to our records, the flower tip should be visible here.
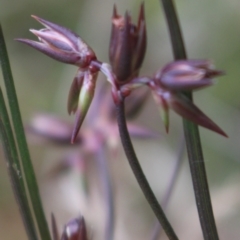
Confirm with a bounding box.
[67,108,73,115]
[71,134,77,144]
[162,116,169,133]
[14,38,33,45]
[112,4,118,18]
[30,15,53,30]
[138,2,145,24]
[71,124,81,143]
[124,11,131,22]
[31,15,45,24]
[15,38,39,49]
[14,38,22,42]
[165,124,169,134]
[169,93,228,138]
[215,128,228,138]
[212,69,225,77]
[205,121,228,138]
[71,110,85,144]
[29,29,39,36]
[71,126,81,144]
[31,15,41,22]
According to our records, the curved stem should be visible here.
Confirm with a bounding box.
[160,0,219,239]
[161,0,186,60]
[116,100,178,240]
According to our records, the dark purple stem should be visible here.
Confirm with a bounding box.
[116,99,178,240]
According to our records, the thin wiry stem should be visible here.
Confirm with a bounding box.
[160,0,219,239]
[0,89,38,240]
[96,145,115,240]
[0,24,51,240]
[151,134,185,240]
[116,100,178,240]
[160,0,186,60]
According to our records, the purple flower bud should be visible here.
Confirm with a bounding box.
[61,216,88,240]
[109,3,146,82]
[16,15,96,68]
[155,59,224,91]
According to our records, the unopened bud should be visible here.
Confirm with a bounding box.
[16,15,96,68]
[70,71,98,143]
[155,59,224,91]
[61,216,88,240]
[109,3,146,82]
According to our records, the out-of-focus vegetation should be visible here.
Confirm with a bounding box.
[0,0,240,239]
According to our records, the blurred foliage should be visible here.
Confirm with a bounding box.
[0,0,240,239]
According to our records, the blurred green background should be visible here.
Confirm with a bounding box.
[0,0,240,239]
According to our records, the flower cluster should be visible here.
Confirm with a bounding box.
[17,3,227,141]
[16,15,102,143]
[123,59,227,136]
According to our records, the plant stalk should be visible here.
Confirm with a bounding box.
[0,89,38,240]
[116,100,178,240]
[160,0,219,239]
[0,24,51,240]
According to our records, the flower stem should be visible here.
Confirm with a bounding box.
[0,89,38,240]
[116,100,178,240]
[0,24,51,240]
[160,0,219,239]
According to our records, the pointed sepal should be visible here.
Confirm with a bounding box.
[67,70,85,114]
[167,93,228,137]
[71,72,98,143]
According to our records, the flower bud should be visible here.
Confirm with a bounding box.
[155,59,224,91]
[109,3,146,82]
[61,216,88,240]
[16,15,96,68]
[70,70,98,143]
